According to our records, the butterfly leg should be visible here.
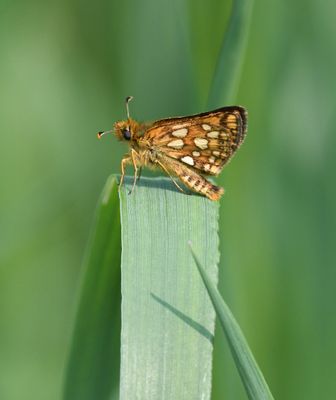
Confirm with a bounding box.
[137,167,143,183]
[129,149,140,195]
[156,159,186,194]
[120,155,132,189]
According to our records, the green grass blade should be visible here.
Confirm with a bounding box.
[63,176,121,400]
[119,177,220,400]
[207,0,254,107]
[189,245,275,400]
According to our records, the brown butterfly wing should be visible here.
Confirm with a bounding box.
[144,106,247,175]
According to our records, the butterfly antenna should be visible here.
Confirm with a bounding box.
[97,130,113,139]
[125,96,134,120]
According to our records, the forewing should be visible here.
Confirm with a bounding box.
[144,106,247,175]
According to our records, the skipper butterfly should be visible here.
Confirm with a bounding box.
[98,97,247,201]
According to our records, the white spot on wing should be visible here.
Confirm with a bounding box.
[227,122,236,129]
[194,138,208,149]
[212,151,220,157]
[211,165,219,174]
[202,124,211,131]
[209,156,215,164]
[172,128,188,138]
[192,151,200,157]
[181,156,194,166]
[204,163,211,171]
[207,131,219,139]
[167,139,184,149]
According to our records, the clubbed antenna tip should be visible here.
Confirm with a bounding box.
[97,130,113,139]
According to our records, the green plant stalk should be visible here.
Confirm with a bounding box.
[63,176,121,400]
[189,245,275,400]
[207,0,254,108]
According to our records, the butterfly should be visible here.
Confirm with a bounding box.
[98,97,247,201]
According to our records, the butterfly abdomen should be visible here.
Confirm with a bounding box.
[180,172,224,201]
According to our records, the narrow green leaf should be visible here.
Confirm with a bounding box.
[189,245,275,400]
[63,176,121,400]
[207,0,254,107]
[119,176,220,400]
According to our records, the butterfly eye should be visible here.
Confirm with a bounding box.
[122,128,131,140]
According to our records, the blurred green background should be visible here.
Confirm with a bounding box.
[1,0,335,399]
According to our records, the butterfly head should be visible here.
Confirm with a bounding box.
[113,120,134,141]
